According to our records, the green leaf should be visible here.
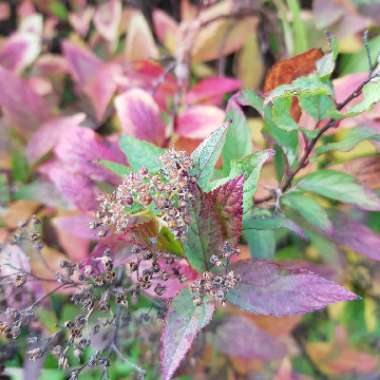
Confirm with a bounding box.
[316,127,380,154]
[287,0,308,54]
[316,37,338,78]
[281,191,332,232]
[191,123,228,190]
[119,135,164,171]
[263,122,299,167]
[157,227,184,257]
[11,150,31,183]
[346,78,380,115]
[222,108,251,174]
[231,150,274,212]
[98,160,132,176]
[243,209,305,237]
[297,169,380,211]
[299,94,335,121]
[0,174,10,205]
[240,90,265,115]
[316,52,335,78]
[265,75,332,103]
[241,90,298,166]
[271,97,298,131]
[244,229,275,259]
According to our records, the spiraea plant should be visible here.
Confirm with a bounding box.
[2,38,380,380]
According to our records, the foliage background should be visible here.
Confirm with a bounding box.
[1,0,380,379]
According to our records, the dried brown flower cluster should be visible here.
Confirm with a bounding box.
[127,244,188,298]
[91,149,195,240]
[190,242,241,306]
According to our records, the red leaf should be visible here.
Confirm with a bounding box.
[215,315,285,360]
[123,60,177,111]
[186,76,241,106]
[211,175,244,245]
[176,105,225,139]
[161,289,214,380]
[114,88,166,145]
[227,260,357,316]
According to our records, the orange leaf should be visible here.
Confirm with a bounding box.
[263,48,324,120]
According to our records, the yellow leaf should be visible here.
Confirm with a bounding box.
[192,16,258,63]
[365,297,377,332]
[234,34,264,89]
[125,11,158,61]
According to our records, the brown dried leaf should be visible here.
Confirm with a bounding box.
[263,48,324,120]
[2,200,40,228]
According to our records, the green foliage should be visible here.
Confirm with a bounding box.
[119,135,164,171]
[222,109,252,174]
[297,170,380,210]
[98,160,132,176]
[281,191,332,232]
[191,124,229,190]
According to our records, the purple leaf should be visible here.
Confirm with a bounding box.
[176,105,225,139]
[0,32,40,73]
[215,315,285,360]
[39,161,97,211]
[53,215,97,240]
[161,289,214,380]
[94,0,122,43]
[53,127,125,182]
[0,66,51,131]
[62,40,102,86]
[84,62,122,122]
[115,88,166,145]
[62,41,121,121]
[332,220,380,261]
[227,260,357,316]
[26,113,86,164]
[186,76,241,105]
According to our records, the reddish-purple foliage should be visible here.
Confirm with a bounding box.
[227,260,357,316]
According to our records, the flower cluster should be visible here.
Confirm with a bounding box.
[91,149,195,239]
[190,242,241,306]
